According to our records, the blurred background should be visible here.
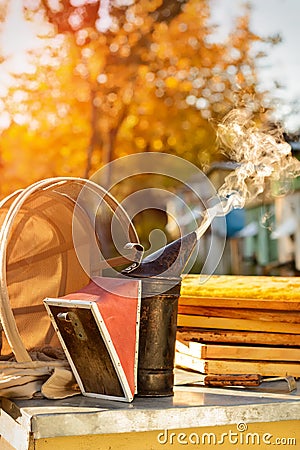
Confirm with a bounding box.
[1,0,300,276]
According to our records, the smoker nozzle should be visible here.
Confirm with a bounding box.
[121,231,198,279]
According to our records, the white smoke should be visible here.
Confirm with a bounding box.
[196,108,300,239]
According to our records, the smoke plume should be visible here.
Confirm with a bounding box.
[196,108,300,239]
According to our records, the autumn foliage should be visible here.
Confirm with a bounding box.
[0,0,268,198]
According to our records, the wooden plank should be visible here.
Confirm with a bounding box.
[176,328,300,347]
[175,340,191,355]
[177,314,300,334]
[175,351,206,373]
[175,352,300,377]
[179,296,300,311]
[188,342,300,362]
[178,305,300,323]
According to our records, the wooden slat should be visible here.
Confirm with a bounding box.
[178,305,300,323]
[188,342,300,362]
[175,351,205,372]
[176,328,300,347]
[175,352,300,377]
[177,314,300,334]
[179,296,300,311]
[175,340,190,355]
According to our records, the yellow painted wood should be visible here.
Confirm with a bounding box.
[181,274,300,301]
[33,420,300,449]
[177,314,300,334]
[175,351,300,376]
[188,341,300,361]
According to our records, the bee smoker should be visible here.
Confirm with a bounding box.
[122,230,198,397]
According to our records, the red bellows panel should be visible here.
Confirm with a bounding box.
[44,276,141,402]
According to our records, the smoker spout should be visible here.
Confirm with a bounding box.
[204,161,240,177]
[121,231,198,279]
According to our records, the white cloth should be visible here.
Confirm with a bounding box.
[0,353,80,399]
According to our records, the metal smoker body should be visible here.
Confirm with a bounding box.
[122,231,198,396]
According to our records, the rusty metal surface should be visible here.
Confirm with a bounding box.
[122,230,199,397]
[122,231,197,278]
[136,279,181,397]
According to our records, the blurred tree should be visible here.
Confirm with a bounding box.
[0,0,272,197]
